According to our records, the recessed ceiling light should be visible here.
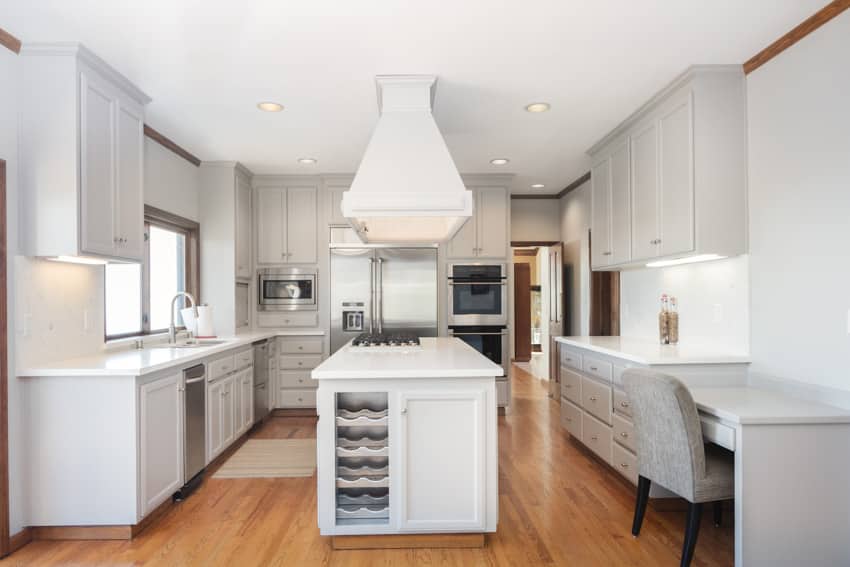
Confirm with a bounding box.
[257,101,284,112]
[531,184,545,189]
[297,158,317,165]
[525,102,551,113]
[490,158,509,165]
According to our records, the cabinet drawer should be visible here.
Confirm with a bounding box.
[278,389,316,408]
[700,415,736,451]
[613,413,636,453]
[613,389,632,418]
[613,443,638,485]
[560,397,582,439]
[559,348,582,371]
[257,312,319,328]
[279,354,323,370]
[560,367,582,404]
[234,349,253,370]
[583,356,612,382]
[279,337,323,355]
[279,370,317,390]
[581,412,613,465]
[582,376,613,425]
[208,355,236,381]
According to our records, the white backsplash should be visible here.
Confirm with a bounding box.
[14,257,105,369]
[619,255,750,352]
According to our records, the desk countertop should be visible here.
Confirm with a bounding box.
[691,387,850,425]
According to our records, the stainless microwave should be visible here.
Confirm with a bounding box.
[258,268,318,311]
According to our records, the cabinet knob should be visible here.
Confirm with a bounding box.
[620,432,629,438]
[620,462,629,469]
[401,408,408,414]
[589,396,597,402]
[602,251,612,256]
[620,401,630,408]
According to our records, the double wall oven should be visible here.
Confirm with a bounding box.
[448,263,508,375]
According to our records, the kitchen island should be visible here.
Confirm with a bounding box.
[311,337,501,543]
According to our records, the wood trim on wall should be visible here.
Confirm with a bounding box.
[510,171,591,200]
[0,160,9,558]
[513,248,538,257]
[511,240,558,247]
[556,171,591,199]
[0,28,21,55]
[743,0,850,74]
[143,125,202,167]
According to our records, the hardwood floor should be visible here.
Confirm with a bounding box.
[2,366,733,566]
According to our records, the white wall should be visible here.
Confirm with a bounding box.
[619,256,750,351]
[747,11,850,393]
[559,181,591,336]
[511,199,561,242]
[145,138,201,221]
[2,42,27,536]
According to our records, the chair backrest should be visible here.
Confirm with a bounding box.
[622,368,705,501]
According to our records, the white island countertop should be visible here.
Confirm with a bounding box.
[554,336,751,365]
[312,337,502,380]
[19,329,325,377]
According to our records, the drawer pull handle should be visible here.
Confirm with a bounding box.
[590,436,598,441]
[620,463,629,469]
[620,432,629,438]
[565,417,572,422]
[589,396,597,402]
[590,366,598,371]
[564,384,572,388]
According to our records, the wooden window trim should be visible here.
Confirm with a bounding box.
[104,206,200,341]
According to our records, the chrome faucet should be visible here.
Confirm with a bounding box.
[168,292,197,344]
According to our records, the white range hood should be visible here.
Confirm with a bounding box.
[342,75,472,243]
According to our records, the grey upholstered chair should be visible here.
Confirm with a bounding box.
[622,368,734,567]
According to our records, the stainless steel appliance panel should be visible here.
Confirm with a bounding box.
[375,248,437,338]
[258,267,318,311]
[330,248,375,353]
[447,263,508,326]
[183,364,206,483]
[253,340,270,423]
[449,326,508,376]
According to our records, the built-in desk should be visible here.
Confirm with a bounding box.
[692,387,850,567]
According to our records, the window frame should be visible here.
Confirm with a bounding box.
[104,205,200,341]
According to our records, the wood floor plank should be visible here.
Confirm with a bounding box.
[1,369,733,566]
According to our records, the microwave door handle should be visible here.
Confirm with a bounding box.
[368,258,375,334]
[377,258,384,335]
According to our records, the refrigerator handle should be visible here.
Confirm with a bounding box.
[368,258,375,334]
[376,258,385,334]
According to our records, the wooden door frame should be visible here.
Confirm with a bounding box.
[0,159,9,556]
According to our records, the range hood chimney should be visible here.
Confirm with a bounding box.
[342,75,472,243]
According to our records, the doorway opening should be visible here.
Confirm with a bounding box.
[511,242,563,383]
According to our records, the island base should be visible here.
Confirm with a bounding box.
[332,533,485,550]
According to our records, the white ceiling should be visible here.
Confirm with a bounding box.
[5,0,824,194]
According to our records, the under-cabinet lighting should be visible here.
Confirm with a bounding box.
[645,254,726,268]
[45,255,108,265]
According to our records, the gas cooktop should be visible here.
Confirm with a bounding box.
[350,333,421,348]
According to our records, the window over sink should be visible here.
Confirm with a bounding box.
[104,206,199,340]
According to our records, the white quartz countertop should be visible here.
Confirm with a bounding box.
[691,387,850,425]
[19,329,325,377]
[311,337,502,380]
[554,336,751,365]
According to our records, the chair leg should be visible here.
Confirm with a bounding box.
[681,502,703,567]
[631,475,651,537]
[713,501,722,527]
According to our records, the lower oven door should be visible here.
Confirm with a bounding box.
[449,326,508,376]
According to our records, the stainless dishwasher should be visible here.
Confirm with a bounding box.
[176,363,206,500]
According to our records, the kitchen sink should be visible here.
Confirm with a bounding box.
[149,339,230,349]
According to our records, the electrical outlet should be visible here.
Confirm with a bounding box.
[712,304,723,324]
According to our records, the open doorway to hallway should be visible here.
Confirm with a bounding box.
[511,243,563,383]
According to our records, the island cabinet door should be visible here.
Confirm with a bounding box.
[397,390,487,532]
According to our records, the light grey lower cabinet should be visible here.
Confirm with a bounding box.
[139,372,184,516]
[275,336,325,408]
[559,351,637,486]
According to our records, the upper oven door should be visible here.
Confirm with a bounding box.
[448,278,507,326]
[258,271,317,310]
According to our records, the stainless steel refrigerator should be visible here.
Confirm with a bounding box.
[330,246,438,353]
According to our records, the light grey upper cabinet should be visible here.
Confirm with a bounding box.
[20,44,150,262]
[448,185,509,259]
[587,65,747,270]
[255,182,318,265]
